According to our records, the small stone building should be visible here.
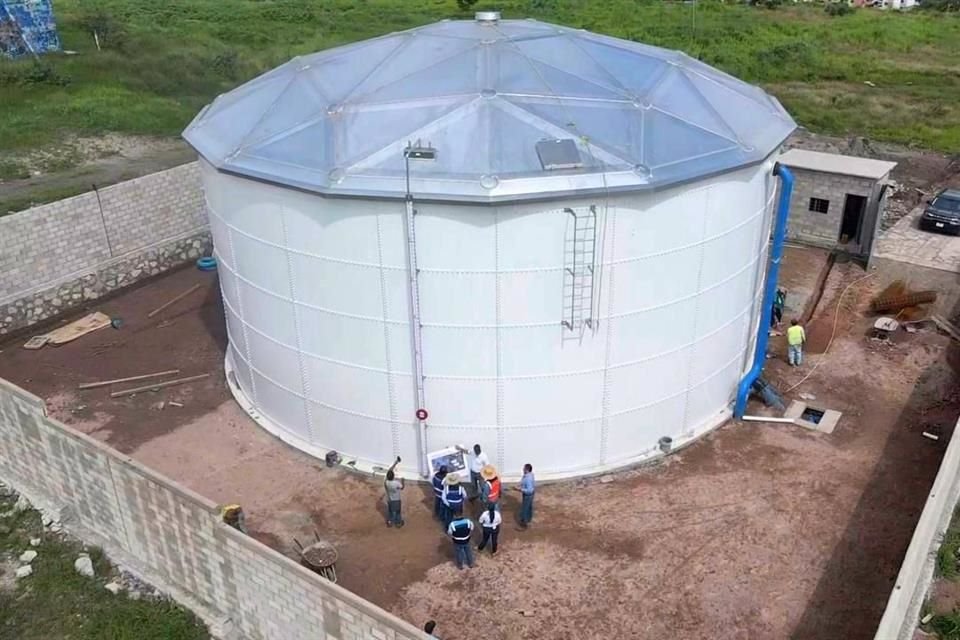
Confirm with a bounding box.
[779,149,896,260]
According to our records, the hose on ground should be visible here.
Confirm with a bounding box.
[783,272,876,394]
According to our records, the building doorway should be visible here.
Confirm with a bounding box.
[839,194,867,245]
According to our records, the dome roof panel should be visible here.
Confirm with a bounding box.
[352,47,481,104]
[184,18,795,203]
[643,109,739,170]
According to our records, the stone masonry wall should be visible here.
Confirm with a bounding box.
[0,162,208,335]
[783,167,878,249]
[0,376,426,640]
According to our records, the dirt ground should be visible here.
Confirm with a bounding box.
[0,256,957,639]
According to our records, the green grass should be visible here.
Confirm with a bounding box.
[930,508,960,639]
[938,507,960,579]
[0,493,210,640]
[931,612,960,640]
[0,0,959,157]
[0,161,29,181]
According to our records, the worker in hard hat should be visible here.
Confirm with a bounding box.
[442,472,466,529]
[431,465,449,524]
[447,512,475,570]
[479,464,501,512]
[477,503,502,555]
[787,318,806,367]
[221,504,247,534]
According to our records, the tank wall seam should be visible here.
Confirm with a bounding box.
[218,250,761,330]
[220,283,755,380]
[217,200,260,411]
[494,207,505,472]
[599,203,618,464]
[375,210,402,459]
[214,198,766,275]
[279,205,316,445]
[681,185,712,435]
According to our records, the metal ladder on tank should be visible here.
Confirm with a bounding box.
[562,205,598,331]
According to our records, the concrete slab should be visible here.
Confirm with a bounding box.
[874,205,960,274]
[785,400,842,434]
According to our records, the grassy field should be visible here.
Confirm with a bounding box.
[0,491,209,640]
[1,0,959,169]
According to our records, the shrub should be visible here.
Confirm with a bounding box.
[78,10,128,51]
[0,61,70,87]
[921,0,960,9]
[211,50,240,80]
[825,3,855,16]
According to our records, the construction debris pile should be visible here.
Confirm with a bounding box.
[867,280,960,343]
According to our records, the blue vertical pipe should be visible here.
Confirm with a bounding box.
[734,162,794,418]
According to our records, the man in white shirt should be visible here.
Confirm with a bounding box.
[466,443,488,501]
[477,504,502,555]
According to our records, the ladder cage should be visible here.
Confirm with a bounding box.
[561,205,599,332]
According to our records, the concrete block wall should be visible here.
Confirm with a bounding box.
[0,162,209,335]
[784,167,876,248]
[0,377,425,640]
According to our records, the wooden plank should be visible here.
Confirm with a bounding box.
[78,369,181,390]
[45,312,112,345]
[110,373,210,398]
[932,315,960,343]
[23,335,51,350]
[147,283,202,318]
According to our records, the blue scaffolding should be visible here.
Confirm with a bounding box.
[0,0,61,59]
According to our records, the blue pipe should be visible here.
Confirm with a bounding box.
[734,163,794,419]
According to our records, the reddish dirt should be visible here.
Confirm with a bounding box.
[0,260,957,639]
[0,266,226,452]
[778,245,832,324]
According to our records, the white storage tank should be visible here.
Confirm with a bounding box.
[184,13,796,480]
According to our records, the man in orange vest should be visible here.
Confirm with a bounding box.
[479,464,501,512]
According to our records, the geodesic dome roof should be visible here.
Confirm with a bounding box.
[183,14,795,203]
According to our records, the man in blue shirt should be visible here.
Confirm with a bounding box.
[431,465,448,524]
[447,514,475,569]
[517,463,535,529]
[442,473,466,529]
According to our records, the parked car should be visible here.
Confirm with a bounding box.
[920,188,960,235]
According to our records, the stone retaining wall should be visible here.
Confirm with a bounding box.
[0,376,426,640]
[0,162,208,336]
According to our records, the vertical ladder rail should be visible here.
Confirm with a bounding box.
[563,207,578,330]
[404,196,429,477]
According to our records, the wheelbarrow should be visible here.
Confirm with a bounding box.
[293,531,338,583]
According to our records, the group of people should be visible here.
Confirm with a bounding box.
[771,288,806,367]
[383,444,537,571]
